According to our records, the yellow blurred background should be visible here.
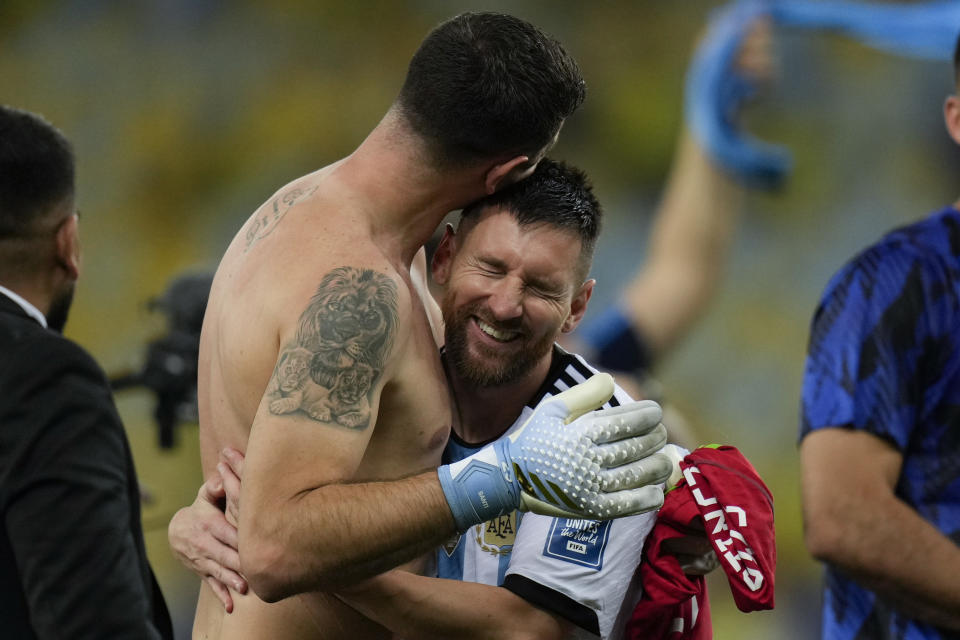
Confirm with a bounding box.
[3,1,958,637]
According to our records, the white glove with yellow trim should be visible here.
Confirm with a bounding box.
[437,373,672,532]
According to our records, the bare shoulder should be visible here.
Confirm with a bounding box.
[202,173,416,432]
[289,263,409,370]
[241,171,327,253]
[267,264,405,425]
[217,166,416,348]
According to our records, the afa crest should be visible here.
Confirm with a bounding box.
[474,510,520,557]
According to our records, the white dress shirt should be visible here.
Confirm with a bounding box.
[0,284,47,328]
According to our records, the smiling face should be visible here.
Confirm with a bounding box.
[433,207,592,388]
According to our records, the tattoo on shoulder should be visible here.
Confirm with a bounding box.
[244,185,320,251]
[265,266,398,430]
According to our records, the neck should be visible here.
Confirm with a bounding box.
[0,277,53,319]
[333,110,488,267]
[447,350,555,444]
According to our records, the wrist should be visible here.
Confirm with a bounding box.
[437,442,519,532]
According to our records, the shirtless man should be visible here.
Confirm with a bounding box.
[180,157,684,639]
[194,12,672,639]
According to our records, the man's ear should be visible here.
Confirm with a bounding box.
[483,155,532,194]
[54,214,80,281]
[562,278,595,333]
[945,95,960,146]
[431,223,457,286]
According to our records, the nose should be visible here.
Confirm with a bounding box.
[486,277,523,322]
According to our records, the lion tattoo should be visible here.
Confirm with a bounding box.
[296,266,397,386]
[327,363,375,428]
[267,347,334,421]
[266,266,396,430]
[268,349,376,428]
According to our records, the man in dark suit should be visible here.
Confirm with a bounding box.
[0,105,173,639]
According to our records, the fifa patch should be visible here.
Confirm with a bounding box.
[542,517,611,570]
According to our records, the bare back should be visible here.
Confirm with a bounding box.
[195,167,451,639]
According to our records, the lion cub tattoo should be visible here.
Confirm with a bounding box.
[266,347,330,420]
[266,266,397,430]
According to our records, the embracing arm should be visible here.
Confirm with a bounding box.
[337,570,570,640]
[173,464,570,639]
[239,266,455,601]
[241,464,453,601]
[801,428,960,630]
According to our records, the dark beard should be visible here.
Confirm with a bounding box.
[46,283,75,334]
[441,296,553,388]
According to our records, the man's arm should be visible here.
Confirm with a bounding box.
[336,571,571,640]
[239,265,456,601]
[801,428,960,630]
[571,19,773,366]
[171,449,569,637]
[5,339,167,639]
[619,129,743,359]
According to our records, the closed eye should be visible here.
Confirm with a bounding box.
[525,276,566,300]
[474,257,507,276]
[527,285,565,301]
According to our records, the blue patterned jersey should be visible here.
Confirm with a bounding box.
[800,207,960,640]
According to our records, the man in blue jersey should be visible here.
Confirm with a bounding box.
[798,36,960,639]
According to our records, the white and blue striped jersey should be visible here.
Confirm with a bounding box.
[436,345,664,640]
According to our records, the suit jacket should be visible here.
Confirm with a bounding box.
[0,292,173,639]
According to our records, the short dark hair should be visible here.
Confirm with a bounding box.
[459,158,601,279]
[0,106,75,279]
[0,105,74,238]
[397,12,585,167]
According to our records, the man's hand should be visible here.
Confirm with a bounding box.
[686,0,787,187]
[438,373,673,531]
[218,447,243,527]
[167,461,246,612]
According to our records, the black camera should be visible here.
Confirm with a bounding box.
[111,271,213,449]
